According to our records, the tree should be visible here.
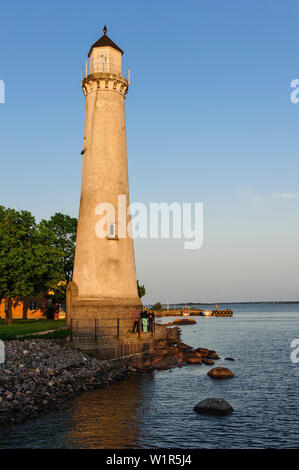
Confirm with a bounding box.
[137,280,146,299]
[40,213,77,283]
[0,206,64,323]
[152,302,162,311]
[40,213,77,304]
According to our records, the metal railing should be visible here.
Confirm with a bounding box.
[70,317,155,341]
[81,59,130,83]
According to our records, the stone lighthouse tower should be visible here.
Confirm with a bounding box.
[67,27,141,354]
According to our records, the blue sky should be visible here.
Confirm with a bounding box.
[0,0,299,303]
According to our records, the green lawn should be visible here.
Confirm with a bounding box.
[0,319,67,341]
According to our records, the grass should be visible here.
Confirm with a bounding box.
[0,319,67,341]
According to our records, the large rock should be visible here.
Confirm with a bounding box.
[193,347,219,359]
[193,398,233,415]
[185,356,202,364]
[130,355,152,369]
[166,346,180,355]
[151,349,171,357]
[177,342,193,351]
[194,347,209,357]
[152,356,178,370]
[173,318,197,325]
[207,350,219,360]
[202,358,214,365]
[165,326,181,345]
[207,367,234,379]
[184,350,205,360]
[153,339,168,350]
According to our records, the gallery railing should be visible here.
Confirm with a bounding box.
[80,59,130,83]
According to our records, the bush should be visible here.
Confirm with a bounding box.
[137,280,146,298]
[152,302,162,311]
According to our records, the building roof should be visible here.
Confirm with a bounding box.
[88,26,124,57]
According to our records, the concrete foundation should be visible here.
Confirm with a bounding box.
[68,336,153,360]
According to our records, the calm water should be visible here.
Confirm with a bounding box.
[0,303,299,448]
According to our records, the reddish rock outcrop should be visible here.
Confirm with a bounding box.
[177,341,193,351]
[128,324,222,374]
[202,358,215,365]
[207,367,234,379]
[194,347,209,357]
[173,318,197,325]
[185,356,203,364]
[207,350,219,360]
[153,356,178,370]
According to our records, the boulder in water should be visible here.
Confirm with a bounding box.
[207,350,219,360]
[194,398,233,415]
[207,367,234,379]
[194,347,209,357]
[202,358,214,365]
[173,318,197,325]
[153,356,178,370]
[185,356,202,364]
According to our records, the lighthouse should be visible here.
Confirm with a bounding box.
[67,27,141,350]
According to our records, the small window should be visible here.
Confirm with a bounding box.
[109,223,116,238]
[29,300,37,311]
[97,52,107,72]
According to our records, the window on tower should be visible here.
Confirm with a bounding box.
[108,223,116,239]
[97,52,107,73]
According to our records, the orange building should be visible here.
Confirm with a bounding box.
[0,294,48,320]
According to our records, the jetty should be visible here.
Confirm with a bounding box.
[212,309,233,317]
[155,308,233,317]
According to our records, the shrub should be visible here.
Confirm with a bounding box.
[152,302,162,311]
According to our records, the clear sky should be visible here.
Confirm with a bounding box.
[0,0,298,304]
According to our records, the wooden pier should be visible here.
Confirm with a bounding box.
[212,309,233,317]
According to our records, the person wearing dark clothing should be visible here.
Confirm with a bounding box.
[148,308,155,332]
[132,307,140,333]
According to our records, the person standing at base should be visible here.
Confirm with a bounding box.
[132,307,140,333]
[141,307,148,332]
[148,308,155,332]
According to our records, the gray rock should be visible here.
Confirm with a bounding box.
[193,398,233,415]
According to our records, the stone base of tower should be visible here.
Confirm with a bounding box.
[67,335,153,360]
[66,282,149,359]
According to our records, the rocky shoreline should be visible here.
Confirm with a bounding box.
[0,339,141,428]
[0,326,229,428]
[130,332,222,371]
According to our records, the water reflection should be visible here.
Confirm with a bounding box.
[64,374,153,449]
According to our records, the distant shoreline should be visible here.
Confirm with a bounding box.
[154,301,299,306]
